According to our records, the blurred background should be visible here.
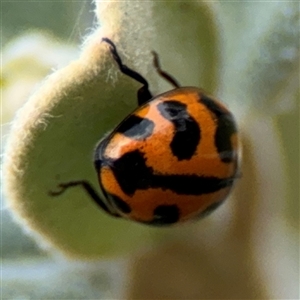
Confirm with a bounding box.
[1,1,299,299]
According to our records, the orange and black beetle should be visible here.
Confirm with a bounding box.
[50,38,240,226]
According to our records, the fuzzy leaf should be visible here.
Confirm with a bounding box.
[3,1,218,258]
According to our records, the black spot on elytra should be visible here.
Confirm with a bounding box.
[216,115,237,162]
[105,150,235,196]
[157,100,200,160]
[200,94,237,163]
[107,150,152,195]
[116,115,154,140]
[146,205,180,225]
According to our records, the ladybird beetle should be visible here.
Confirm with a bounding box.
[50,38,240,226]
